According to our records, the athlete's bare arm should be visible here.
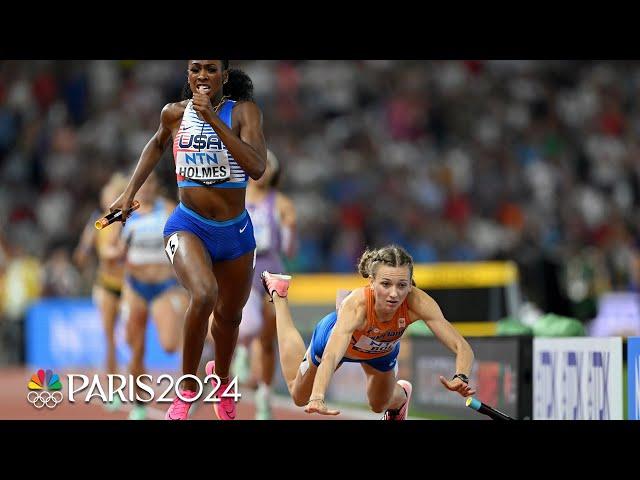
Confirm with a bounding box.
[408,287,476,397]
[276,192,297,258]
[109,102,184,220]
[335,289,352,312]
[306,289,367,415]
[192,92,266,180]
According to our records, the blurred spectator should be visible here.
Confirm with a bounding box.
[41,245,82,297]
[1,243,42,321]
[3,60,640,322]
[0,241,43,364]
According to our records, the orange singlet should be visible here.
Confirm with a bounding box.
[343,288,414,361]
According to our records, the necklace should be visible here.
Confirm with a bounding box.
[212,95,230,113]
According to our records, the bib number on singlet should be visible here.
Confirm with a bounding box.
[175,149,231,184]
[352,335,399,355]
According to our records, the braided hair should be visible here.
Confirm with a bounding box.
[357,245,415,284]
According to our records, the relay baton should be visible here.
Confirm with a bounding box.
[465,397,514,420]
[95,200,140,230]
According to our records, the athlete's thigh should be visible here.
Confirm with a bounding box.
[291,347,319,401]
[361,362,397,402]
[164,231,215,293]
[151,287,187,341]
[292,312,337,397]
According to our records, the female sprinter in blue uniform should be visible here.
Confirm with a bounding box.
[262,245,476,419]
[115,172,188,420]
[110,60,266,420]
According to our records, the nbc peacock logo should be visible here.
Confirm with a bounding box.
[27,369,63,409]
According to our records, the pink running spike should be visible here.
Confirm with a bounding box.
[382,380,413,421]
[165,390,197,420]
[206,361,237,420]
[260,271,291,300]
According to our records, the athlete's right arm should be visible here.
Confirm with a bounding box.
[109,103,180,222]
[306,290,365,416]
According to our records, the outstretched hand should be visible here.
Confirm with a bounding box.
[439,376,476,397]
[305,398,340,416]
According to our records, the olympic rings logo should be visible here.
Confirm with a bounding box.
[27,391,64,409]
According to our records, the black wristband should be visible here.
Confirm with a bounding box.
[452,373,469,384]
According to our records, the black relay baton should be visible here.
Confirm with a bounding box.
[95,200,140,230]
[465,397,514,420]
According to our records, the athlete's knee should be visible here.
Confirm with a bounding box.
[291,388,309,407]
[159,334,180,354]
[368,398,389,413]
[161,343,179,354]
[189,285,217,316]
[212,306,242,330]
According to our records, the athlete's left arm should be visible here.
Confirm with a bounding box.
[408,287,476,397]
[276,192,297,259]
[192,93,267,180]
